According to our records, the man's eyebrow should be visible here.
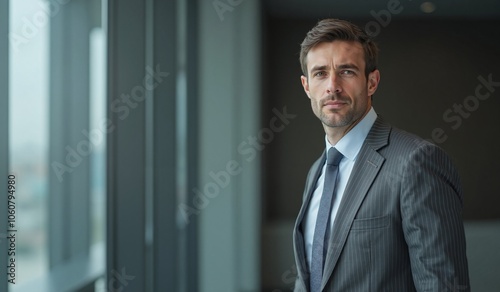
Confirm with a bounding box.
[309,64,360,74]
[310,65,329,73]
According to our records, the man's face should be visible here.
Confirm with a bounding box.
[301,41,380,133]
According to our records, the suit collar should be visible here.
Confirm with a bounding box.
[320,116,391,289]
[363,116,391,151]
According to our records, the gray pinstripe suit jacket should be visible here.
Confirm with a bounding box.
[293,117,470,292]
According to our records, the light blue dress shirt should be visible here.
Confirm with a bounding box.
[304,107,378,270]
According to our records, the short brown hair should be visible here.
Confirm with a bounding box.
[300,19,379,78]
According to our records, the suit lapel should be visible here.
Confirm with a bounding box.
[294,151,326,288]
[321,117,391,289]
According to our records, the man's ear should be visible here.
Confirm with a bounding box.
[367,70,380,96]
[301,75,311,99]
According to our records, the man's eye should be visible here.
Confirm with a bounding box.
[340,70,354,76]
[313,71,326,77]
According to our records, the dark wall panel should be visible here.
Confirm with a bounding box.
[262,18,500,221]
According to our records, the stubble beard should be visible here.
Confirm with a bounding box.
[319,108,356,128]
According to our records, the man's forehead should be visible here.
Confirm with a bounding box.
[306,41,364,69]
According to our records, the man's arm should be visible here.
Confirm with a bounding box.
[401,143,470,291]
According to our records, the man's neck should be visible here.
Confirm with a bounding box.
[324,107,371,146]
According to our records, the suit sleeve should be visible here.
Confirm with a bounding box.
[400,143,470,291]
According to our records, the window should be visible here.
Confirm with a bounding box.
[9,0,50,283]
[8,0,107,290]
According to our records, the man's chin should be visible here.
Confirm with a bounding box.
[320,117,350,128]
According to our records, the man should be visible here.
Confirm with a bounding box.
[292,19,470,292]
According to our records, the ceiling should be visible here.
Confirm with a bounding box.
[264,0,500,19]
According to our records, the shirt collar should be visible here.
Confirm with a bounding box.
[325,107,377,162]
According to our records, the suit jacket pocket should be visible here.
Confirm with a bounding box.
[350,215,390,230]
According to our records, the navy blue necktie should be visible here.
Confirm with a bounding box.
[310,147,343,292]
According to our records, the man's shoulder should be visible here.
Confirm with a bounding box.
[377,123,455,168]
[371,118,442,155]
[389,126,430,147]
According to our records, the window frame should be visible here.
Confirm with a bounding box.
[1,0,10,290]
[6,0,106,291]
[4,0,200,290]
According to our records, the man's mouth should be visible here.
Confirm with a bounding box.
[323,100,348,110]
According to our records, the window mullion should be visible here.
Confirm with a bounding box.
[106,0,147,290]
[66,0,92,260]
[48,0,71,268]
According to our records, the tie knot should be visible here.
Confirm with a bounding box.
[327,147,343,166]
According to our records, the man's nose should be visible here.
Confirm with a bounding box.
[326,74,342,94]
